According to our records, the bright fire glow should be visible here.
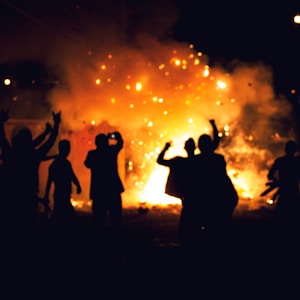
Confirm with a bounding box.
[31,41,295,213]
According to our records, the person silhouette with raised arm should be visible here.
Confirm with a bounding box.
[157,137,196,245]
[43,139,81,229]
[183,119,238,249]
[0,109,61,228]
[157,137,196,200]
[156,119,220,199]
[84,131,125,247]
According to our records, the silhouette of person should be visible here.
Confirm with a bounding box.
[0,109,61,228]
[157,120,219,200]
[183,120,238,248]
[43,139,82,228]
[267,140,300,227]
[84,131,125,244]
[156,120,227,247]
[0,114,53,227]
[157,138,196,244]
[157,137,196,200]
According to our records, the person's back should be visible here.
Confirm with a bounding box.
[50,140,75,197]
[182,130,238,247]
[268,140,300,223]
[156,138,198,248]
[45,139,81,226]
[190,150,225,225]
[84,132,124,246]
[50,157,73,196]
[189,134,227,199]
[85,133,124,197]
[270,141,299,190]
[4,128,42,227]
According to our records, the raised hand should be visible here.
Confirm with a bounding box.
[112,131,121,139]
[52,110,61,124]
[164,142,172,150]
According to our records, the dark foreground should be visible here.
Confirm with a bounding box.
[1,206,300,299]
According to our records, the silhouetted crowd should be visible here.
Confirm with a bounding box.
[1,108,300,253]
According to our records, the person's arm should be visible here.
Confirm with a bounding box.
[157,142,172,167]
[267,159,279,182]
[37,111,61,156]
[71,170,82,194]
[259,159,280,197]
[112,131,123,152]
[84,151,92,169]
[210,119,221,151]
[32,122,52,148]
[41,154,59,161]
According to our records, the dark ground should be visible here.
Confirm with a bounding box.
[2,206,300,299]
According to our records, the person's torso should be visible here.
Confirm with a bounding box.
[50,158,74,194]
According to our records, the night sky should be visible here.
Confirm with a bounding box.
[173,0,300,95]
[0,0,299,96]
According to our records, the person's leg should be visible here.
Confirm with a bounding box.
[92,198,107,236]
[109,194,122,237]
[105,195,123,263]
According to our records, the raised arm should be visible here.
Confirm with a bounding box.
[33,122,52,148]
[210,119,221,151]
[157,142,172,167]
[37,111,61,156]
[112,131,124,152]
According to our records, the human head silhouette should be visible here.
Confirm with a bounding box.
[285,140,297,156]
[58,140,70,157]
[12,128,33,150]
[184,138,196,155]
[95,133,109,148]
[198,134,213,153]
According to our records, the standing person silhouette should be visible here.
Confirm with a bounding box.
[43,139,82,228]
[157,137,196,244]
[157,120,224,247]
[267,140,300,227]
[84,131,125,245]
[195,134,238,229]
[183,120,238,249]
[0,109,61,229]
